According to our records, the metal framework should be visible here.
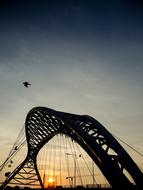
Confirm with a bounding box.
[1,107,143,189]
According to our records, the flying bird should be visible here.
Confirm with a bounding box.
[23,81,31,88]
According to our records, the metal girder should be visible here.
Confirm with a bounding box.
[1,107,143,189]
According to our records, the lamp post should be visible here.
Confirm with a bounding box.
[65,152,82,187]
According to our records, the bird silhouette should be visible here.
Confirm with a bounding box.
[23,81,31,88]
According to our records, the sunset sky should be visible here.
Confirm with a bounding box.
[0,0,143,170]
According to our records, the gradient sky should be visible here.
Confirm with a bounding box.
[0,0,143,166]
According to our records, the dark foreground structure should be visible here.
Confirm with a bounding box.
[3,185,140,190]
[1,107,143,190]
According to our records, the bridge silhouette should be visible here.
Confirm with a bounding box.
[0,107,143,190]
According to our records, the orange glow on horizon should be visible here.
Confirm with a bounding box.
[47,177,56,187]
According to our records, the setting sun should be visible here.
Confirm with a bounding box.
[47,177,56,187]
[48,177,54,184]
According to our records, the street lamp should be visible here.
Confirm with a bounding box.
[65,152,82,187]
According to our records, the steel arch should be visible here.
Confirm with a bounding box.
[1,107,143,189]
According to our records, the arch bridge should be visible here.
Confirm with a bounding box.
[1,107,143,189]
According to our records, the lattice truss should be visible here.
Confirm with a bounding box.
[1,107,143,189]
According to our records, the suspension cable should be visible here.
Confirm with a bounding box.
[0,124,26,169]
[47,137,52,187]
[59,134,62,185]
[72,141,83,186]
[64,135,71,187]
[74,140,98,186]
[113,134,143,157]
[75,142,93,177]
[0,140,26,171]
[53,136,56,187]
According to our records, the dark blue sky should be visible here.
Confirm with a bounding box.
[0,0,143,70]
[1,0,143,40]
[1,1,143,41]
